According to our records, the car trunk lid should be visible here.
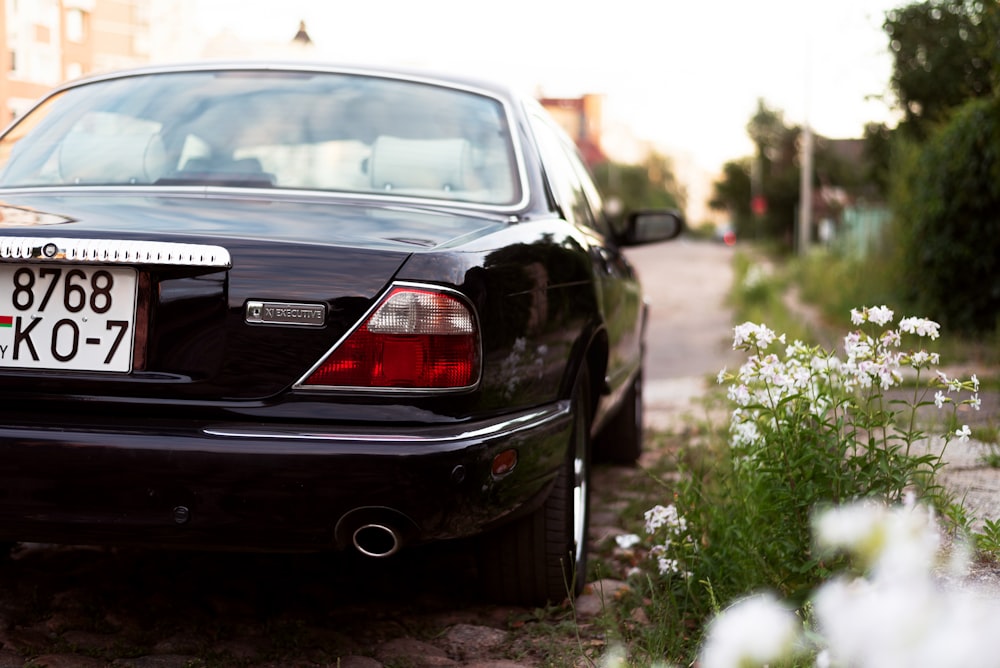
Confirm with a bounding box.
[0,192,503,404]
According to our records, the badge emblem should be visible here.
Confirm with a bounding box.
[245,301,326,327]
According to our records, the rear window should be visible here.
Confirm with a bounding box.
[0,69,521,206]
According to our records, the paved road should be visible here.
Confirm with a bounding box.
[625,239,744,429]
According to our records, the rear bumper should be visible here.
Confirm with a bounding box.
[0,403,571,552]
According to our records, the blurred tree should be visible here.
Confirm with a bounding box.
[708,159,752,237]
[882,0,1000,332]
[891,94,1000,333]
[709,100,801,250]
[885,0,999,138]
[861,122,894,197]
[711,100,873,249]
[592,150,684,217]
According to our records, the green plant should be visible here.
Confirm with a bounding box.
[792,249,900,332]
[627,305,979,664]
[891,94,1000,334]
[974,518,1000,557]
[728,251,810,344]
[982,445,1000,468]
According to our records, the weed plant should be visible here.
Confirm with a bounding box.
[618,306,980,664]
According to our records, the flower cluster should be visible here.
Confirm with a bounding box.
[699,592,800,668]
[629,306,987,668]
[635,503,692,576]
[719,306,979,453]
[731,321,784,351]
[720,337,838,449]
[697,500,1000,668]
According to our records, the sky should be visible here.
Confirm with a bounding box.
[164,0,905,219]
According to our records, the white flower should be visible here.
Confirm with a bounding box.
[699,593,800,668]
[814,501,887,562]
[726,383,752,406]
[733,322,777,350]
[908,350,932,369]
[956,425,971,443]
[880,329,902,348]
[969,393,981,411]
[657,556,681,575]
[644,504,683,534]
[730,419,762,448]
[850,305,895,327]
[813,553,1000,668]
[899,316,941,339]
[934,391,947,409]
[843,331,873,362]
[938,371,964,392]
[615,533,641,549]
[814,502,939,581]
[717,367,727,384]
[971,373,980,392]
[868,305,894,326]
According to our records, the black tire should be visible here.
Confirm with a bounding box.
[594,369,644,465]
[477,363,592,605]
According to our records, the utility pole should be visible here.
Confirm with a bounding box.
[798,123,813,255]
[797,3,814,257]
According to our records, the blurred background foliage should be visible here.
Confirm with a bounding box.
[592,151,685,216]
[705,0,999,338]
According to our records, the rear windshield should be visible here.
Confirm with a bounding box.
[0,69,521,206]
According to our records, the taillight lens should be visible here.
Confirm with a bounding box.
[301,286,480,389]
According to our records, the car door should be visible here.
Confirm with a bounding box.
[527,111,644,416]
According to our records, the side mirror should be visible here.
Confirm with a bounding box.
[621,210,684,246]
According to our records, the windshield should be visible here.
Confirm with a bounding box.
[0,69,522,206]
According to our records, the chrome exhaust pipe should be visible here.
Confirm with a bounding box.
[335,507,415,558]
[352,522,401,558]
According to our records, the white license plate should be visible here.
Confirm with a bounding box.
[0,264,137,372]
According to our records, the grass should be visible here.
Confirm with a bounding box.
[792,247,1000,370]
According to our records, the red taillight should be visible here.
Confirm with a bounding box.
[301,286,480,389]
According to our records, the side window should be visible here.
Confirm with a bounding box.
[529,113,594,229]
[561,141,615,239]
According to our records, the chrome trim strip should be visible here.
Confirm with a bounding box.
[0,237,231,267]
[0,184,527,216]
[202,404,567,443]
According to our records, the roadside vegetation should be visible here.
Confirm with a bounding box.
[580,251,998,667]
[558,1,1000,665]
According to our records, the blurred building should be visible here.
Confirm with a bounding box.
[0,0,151,122]
[539,94,607,167]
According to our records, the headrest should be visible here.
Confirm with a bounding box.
[58,130,169,185]
[369,136,473,193]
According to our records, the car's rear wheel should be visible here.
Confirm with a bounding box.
[478,363,592,605]
[595,368,644,465]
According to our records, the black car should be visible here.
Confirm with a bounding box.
[0,62,681,605]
